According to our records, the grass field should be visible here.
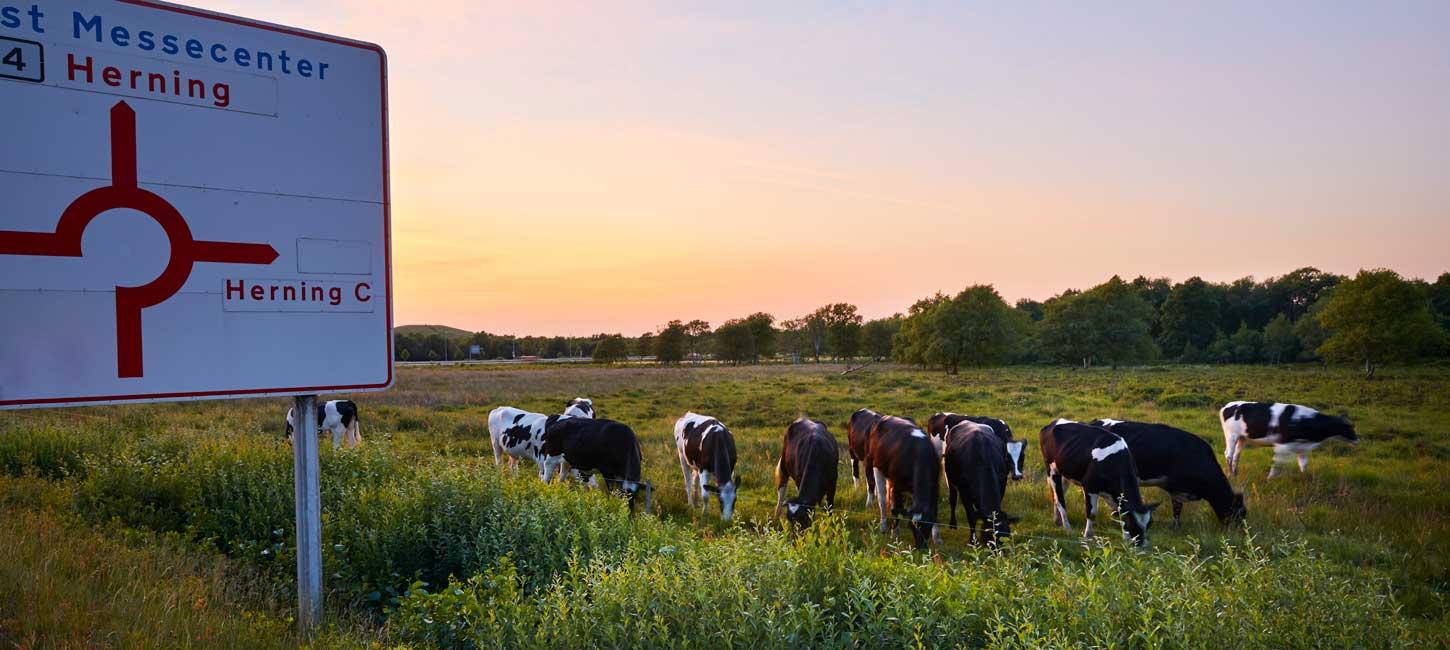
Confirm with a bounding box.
[2,363,1446,647]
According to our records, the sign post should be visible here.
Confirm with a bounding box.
[292,394,323,632]
[1,1,390,632]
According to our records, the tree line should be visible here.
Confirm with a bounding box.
[395,267,1450,377]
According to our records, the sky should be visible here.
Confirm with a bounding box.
[212,1,1450,336]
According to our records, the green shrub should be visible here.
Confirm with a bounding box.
[1158,392,1214,408]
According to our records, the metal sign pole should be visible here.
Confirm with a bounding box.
[292,394,323,634]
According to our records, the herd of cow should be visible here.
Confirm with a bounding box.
[286,397,1360,549]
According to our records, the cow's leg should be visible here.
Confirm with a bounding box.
[1172,496,1185,528]
[1297,452,1310,474]
[679,456,695,506]
[948,480,959,529]
[872,468,889,533]
[491,435,502,465]
[1082,489,1097,538]
[698,472,711,514]
[864,460,876,507]
[1047,470,1071,531]
[331,426,344,449]
[1268,447,1292,479]
[773,459,787,519]
[851,458,860,489]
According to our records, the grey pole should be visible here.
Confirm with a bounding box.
[292,394,323,633]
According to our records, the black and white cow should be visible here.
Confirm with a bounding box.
[943,421,1016,546]
[774,417,839,528]
[927,412,1025,481]
[1089,419,1245,527]
[867,415,941,549]
[675,412,739,521]
[1219,401,1359,478]
[486,398,595,476]
[541,417,644,511]
[1039,419,1158,546]
[847,408,884,505]
[285,399,360,448]
[565,397,595,418]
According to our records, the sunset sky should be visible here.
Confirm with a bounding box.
[214,1,1449,336]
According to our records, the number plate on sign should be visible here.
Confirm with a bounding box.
[0,36,44,83]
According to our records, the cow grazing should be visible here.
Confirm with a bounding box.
[774,417,840,528]
[1039,419,1158,546]
[942,421,1016,546]
[565,397,595,418]
[927,412,1025,481]
[541,417,644,511]
[867,415,941,549]
[285,399,361,448]
[847,408,884,504]
[1219,401,1359,478]
[675,412,740,520]
[1089,419,1245,527]
[487,407,569,476]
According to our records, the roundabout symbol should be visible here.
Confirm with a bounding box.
[0,101,279,378]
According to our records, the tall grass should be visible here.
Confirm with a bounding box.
[1,363,1446,647]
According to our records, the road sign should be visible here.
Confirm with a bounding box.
[0,0,391,408]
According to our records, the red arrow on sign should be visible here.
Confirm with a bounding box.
[0,101,279,378]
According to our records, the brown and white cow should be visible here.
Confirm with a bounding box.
[867,415,941,549]
[675,412,739,521]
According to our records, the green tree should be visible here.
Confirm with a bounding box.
[683,320,711,363]
[1270,267,1343,321]
[1014,298,1045,323]
[916,286,1025,373]
[1207,330,1233,364]
[592,335,630,364]
[777,318,812,362]
[655,321,688,364]
[713,319,756,365]
[1316,269,1445,378]
[635,332,655,358]
[1229,323,1263,363]
[861,316,902,361]
[1428,272,1450,330]
[1261,314,1298,364]
[1158,277,1222,354]
[743,312,777,362]
[1038,276,1156,368]
[893,293,949,368]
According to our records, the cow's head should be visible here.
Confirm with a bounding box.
[785,500,813,528]
[1222,492,1248,524]
[1005,440,1026,480]
[564,397,595,418]
[1328,414,1358,445]
[1121,501,1159,547]
[702,473,741,521]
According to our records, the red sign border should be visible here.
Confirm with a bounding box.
[1,0,393,408]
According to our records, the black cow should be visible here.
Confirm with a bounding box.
[867,415,941,549]
[847,408,885,505]
[943,421,1016,546]
[674,412,739,520]
[927,412,1025,480]
[1220,401,1359,478]
[774,417,839,528]
[541,417,644,511]
[1039,419,1158,546]
[1089,419,1245,527]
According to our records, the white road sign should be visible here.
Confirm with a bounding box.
[0,0,391,408]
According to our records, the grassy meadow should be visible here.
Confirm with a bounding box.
[1,363,1446,648]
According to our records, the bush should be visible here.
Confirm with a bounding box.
[394,516,1412,649]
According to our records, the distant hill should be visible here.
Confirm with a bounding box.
[395,324,472,338]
